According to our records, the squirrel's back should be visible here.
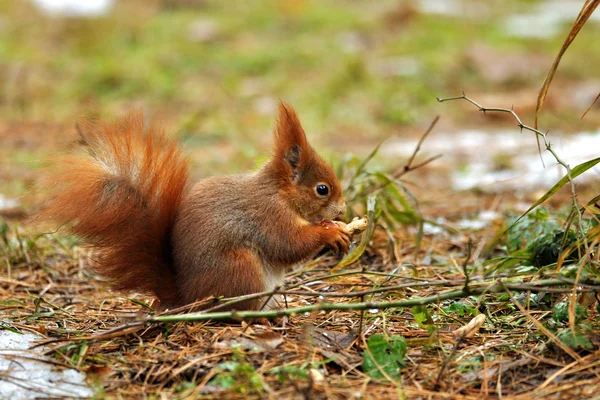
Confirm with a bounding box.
[41,112,189,306]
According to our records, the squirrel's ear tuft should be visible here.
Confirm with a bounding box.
[273,102,312,179]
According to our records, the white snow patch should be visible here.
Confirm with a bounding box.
[382,129,600,193]
[0,194,20,210]
[422,217,447,235]
[456,211,501,231]
[0,329,94,399]
[416,0,488,18]
[29,0,114,17]
[419,211,500,236]
[503,1,600,38]
[456,219,487,231]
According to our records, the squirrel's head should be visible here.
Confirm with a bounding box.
[267,102,346,224]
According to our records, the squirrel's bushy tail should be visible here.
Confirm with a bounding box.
[41,112,189,305]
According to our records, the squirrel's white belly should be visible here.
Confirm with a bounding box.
[263,267,285,292]
[262,266,286,309]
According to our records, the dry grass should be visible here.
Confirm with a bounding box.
[2,215,600,399]
[2,110,600,399]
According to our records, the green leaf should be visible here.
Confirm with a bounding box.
[557,326,593,350]
[345,141,383,193]
[0,323,22,334]
[527,229,577,268]
[411,305,436,335]
[552,301,588,323]
[334,195,377,269]
[211,373,236,389]
[443,302,478,317]
[124,297,155,311]
[456,356,482,373]
[217,361,240,371]
[506,207,556,253]
[270,365,308,384]
[375,172,418,220]
[362,334,406,380]
[354,141,383,181]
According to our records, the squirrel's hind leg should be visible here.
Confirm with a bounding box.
[207,248,266,311]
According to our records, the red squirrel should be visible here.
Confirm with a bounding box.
[42,103,350,310]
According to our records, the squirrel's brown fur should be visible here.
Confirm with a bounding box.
[41,103,349,310]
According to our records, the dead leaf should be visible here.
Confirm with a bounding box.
[452,314,486,339]
[309,368,325,385]
[86,365,114,382]
[582,91,600,119]
[462,358,532,382]
[535,0,600,128]
[254,332,285,350]
[215,332,284,352]
[316,347,359,371]
[309,326,356,349]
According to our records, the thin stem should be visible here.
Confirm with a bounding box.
[348,115,441,201]
[36,277,600,346]
[437,94,587,255]
[149,278,598,323]
[405,115,440,169]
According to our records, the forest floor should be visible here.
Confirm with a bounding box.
[1,1,600,399]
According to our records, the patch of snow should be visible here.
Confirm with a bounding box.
[416,0,488,18]
[478,210,501,221]
[0,329,94,399]
[456,218,488,231]
[29,0,114,17]
[422,217,447,235]
[456,211,500,230]
[417,0,464,16]
[0,194,20,210]
[419,211,500,235]
[383,129,600,193]
[503,1,600,38]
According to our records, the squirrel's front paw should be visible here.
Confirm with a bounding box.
[321,222,351,254]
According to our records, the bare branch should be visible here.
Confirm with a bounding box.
[436,93,586,252]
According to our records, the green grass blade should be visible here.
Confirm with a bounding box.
[346,141,383,192]
[507,157,600,231]
[334,195,377,269]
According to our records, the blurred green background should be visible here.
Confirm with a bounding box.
[1,0,599,200]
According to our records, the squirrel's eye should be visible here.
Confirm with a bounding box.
[316,184,329,196]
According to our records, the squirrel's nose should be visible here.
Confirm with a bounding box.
[337,201,347,216]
